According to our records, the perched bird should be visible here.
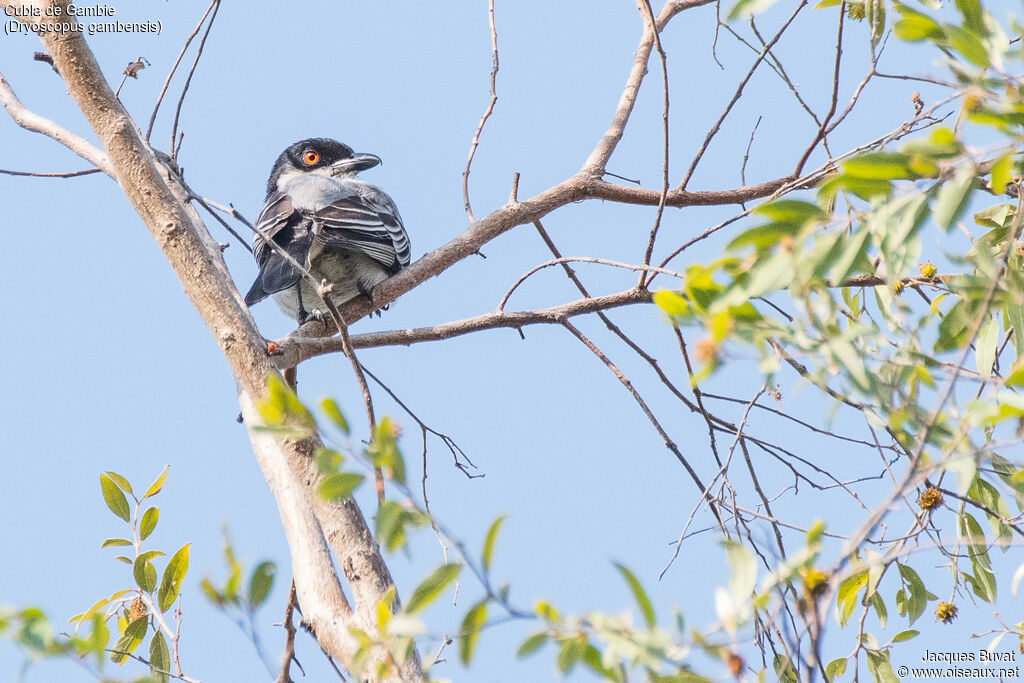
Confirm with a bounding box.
[244,138,410,324]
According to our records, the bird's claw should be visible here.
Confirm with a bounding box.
[297,308,325,326]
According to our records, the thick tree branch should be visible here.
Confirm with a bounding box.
[0,2,420,678]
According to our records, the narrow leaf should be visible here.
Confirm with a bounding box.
[317,473,364,501]
[139,507,159,541]
[458,599,487,664]
[517,632,548,658]
[149,630,170,683]
[248,561,275,608]
[615,563,656,629]
[482,516,506,573]
[319,397,350,435]
[975,316,999,377]
[100,474,131,523]
[405,563,461,614]
[105,471,133,495]
[158,544,191,613]
[143,465,169,499]
[933,166,976,231]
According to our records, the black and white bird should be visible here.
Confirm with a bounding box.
[244,138,410,324]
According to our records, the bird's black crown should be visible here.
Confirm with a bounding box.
[265,138,355,197]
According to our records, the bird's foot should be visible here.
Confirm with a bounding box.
[297,308,325,326]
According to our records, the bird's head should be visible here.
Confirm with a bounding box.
[266,137,381,197]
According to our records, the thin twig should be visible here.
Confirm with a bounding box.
[498,257,683,311]
[462,0,500,222]
[274,581,303,683]
[145,0,219,141]
[638,0,671,285]
[0,167,102,178]
[169,0,222,159]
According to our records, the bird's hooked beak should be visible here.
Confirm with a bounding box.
[330,153,381,177]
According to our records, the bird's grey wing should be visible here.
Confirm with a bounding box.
[245,193,312,305]
[251,192,294,266]
[312,189,411,273]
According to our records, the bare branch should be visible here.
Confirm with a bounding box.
[0,72,113,176]
[274,289,653,367]
[462,0,500,222]
[169,0,221,159]
[145,0,219,141]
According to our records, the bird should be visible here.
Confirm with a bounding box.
[244,138,411,325]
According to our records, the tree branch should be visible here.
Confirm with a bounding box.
[1,3,420,678]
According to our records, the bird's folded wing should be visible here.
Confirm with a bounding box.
[245,193,311,304]
[312,192,411,272]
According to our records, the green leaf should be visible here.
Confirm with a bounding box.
[991,153,1013,195]
[774,653,798,683]
[482,515,505,573]
[258,375,316,429]
[105,471,133,495]
[317,473,364,501]
[842,152,913,180]
[866,0,886,49]
[319,397,350,435]
[829,228,871,284]
[517,631,548,658]
[248,561,275,608]
[405,563,460,614]
[653,290,689,317]
[933,166,976,231]
[100,474,131,523]
[893,5,944,42]
[724,541,756,601]
[614,563,656,629]
[974,204,1014,229]
[101,538,134,549]
[139,507,159,541]
[70,589,132,629]
[727,222,802,251]
[556,636,586,675]
[825,657,848,681]
[892,629,919,643]
[133,551,162,593]
[945,24,990,68]
[955,0,984,35]
[143,465,169,499]
[959,513,996,602]
[835,569,868,626]
[158,544,191,613]
[374,500,429,552]
[728,0,778,21]
[110,616,147,664]
[936,300,971,353]
[867,591,887,629]
[369,417,405,486]
[458,599,487,665]
[754,199,827,224]
[975,316,999,378]
[1005,302,1024,360]
[897,563,929,625]
[149,630,170,683]
[200,577,223,606]
[865,649,900,683]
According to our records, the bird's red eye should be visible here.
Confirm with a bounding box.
[302,150,320,165]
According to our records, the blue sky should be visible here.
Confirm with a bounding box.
[2,1,1022,681]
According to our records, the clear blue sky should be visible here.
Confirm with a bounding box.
[2,1,1020,681]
